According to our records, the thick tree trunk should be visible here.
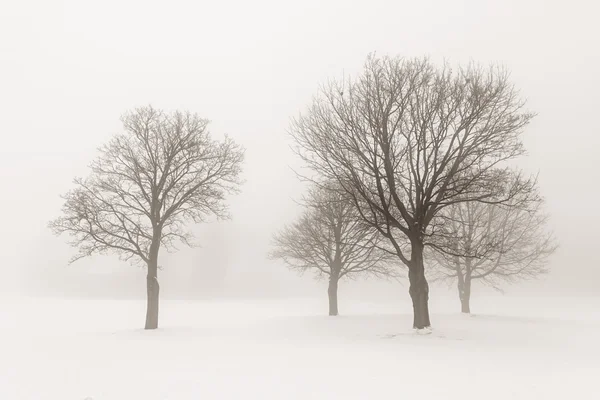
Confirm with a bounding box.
[460,294,470,313]
[145,273,159,329]
[327,276,339,316]
[144,235,161,330]
[459,279,471,314]
[408,242,431,329]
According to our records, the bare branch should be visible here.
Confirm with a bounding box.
[269,182,399,281]
[49,106,245,269]
[289,54,536,271]
[427,188,557,288]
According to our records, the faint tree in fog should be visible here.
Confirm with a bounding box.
[269,183,396,316]
[49,106,244,329]
[290,55,537,330]
[428,190,557,313]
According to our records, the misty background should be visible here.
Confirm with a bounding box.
[1,0,598,302]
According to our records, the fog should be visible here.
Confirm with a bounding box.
[1,0,599,301]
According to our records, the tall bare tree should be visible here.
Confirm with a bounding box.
[290,55,537,329]
[428,195,557,313]
[269,184,396,316]
[49,106,244,329]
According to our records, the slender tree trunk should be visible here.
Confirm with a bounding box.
[456,265,471,313]
[144,234,161,330]
[408,241,431,329]
[460,279,471,314]
[329,227,342,317]
[457,258,472,314]
[327,275,339,316]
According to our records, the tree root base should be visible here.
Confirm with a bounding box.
[414,326,433,335]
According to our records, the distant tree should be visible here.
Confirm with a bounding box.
[428,194,557,313]
[290,55,537,330]
[269,184,396,316]
[49,106,244,329]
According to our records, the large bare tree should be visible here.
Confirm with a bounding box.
[290,55,537,330]
[428,194,557,313]
[49,106,244,329]
[269,184,396,316]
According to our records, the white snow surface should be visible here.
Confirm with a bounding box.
[1,294,599,399]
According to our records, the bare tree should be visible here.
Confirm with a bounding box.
[290,55,537,330]
[49,106,244,329]
[269,184,396,316]
[428,194,557,313]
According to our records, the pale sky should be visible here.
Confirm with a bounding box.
[1,0,598,299]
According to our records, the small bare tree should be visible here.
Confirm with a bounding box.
[290,55,537,329]
[269,184,396,316]
[428,195,557,313]
[49,106,244,329]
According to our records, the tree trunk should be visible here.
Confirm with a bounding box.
[144,235,161,330]
[145,273,159,329]
[327,275,339,316]
[460,293,470,313]
[459,279,471,314]
[408,241,431,329]
[456,258,472,314]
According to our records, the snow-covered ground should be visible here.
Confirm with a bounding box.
[1,294,598,399]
